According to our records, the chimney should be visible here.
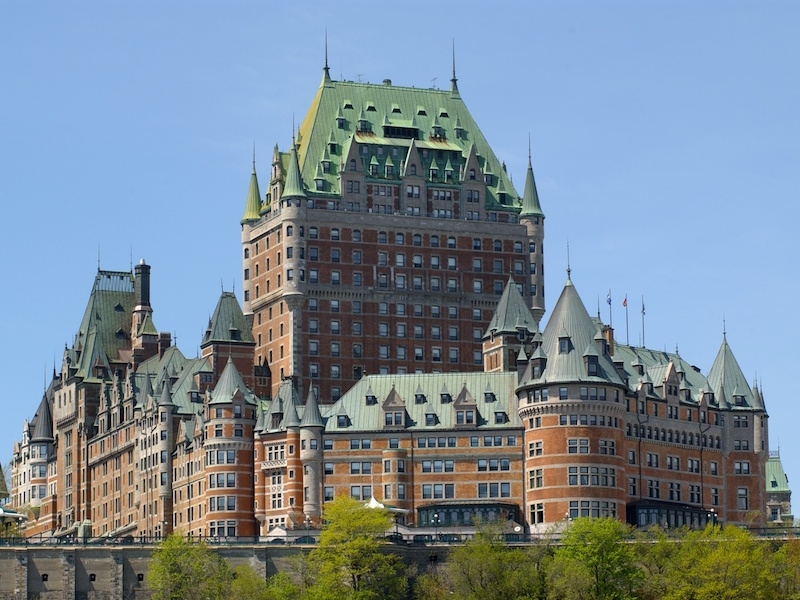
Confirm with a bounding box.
[134,259,151,309]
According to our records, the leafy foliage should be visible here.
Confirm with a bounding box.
[306,495,408,600]
[147,533,232,600]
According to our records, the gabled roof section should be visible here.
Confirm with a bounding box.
[208,357,256,406]
[137,312,158,337]
[241,162,262,223]
[706,334,757,410]
[484,277,538,339]
[201,292,254,347]
[520,155,544,218]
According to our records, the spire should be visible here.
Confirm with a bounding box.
[520,139,545,218]
[241,152,262,223]
[301,387,324,428]
[280,140,307,200]
[322,29,332,85]
[450,40,460,96]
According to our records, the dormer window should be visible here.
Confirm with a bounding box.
[440,393,452,403]
[415,393,426,404]
[494,411,508,424]
[329,141,337,154]
[337,415,350,428]
[358,118,368,131]
[456,410,475,425]
[384,411,404,427]
[349,159,357,172]
[425,413,437,426]
[559,338,569,354]
[429,167,438,179]
[336,117,345,129]
[455,126,463,139]
[484,391,496,403]
[366,394,377,405]
[734,395,745,406]
[444,169,453,183]
[409,164,416,176]
[484,173,492,185]
[322,160,331,173]
[469,168,475,180]
[587,356,599,376]
[369,163,378,176]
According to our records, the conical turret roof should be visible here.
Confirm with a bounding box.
[281,142,306,199]
[706,333,757,410]
[520,156,544,218]
[208,357,257,405]
[241,162,262,223]
[301,387,324,428]
[484,277,538,339]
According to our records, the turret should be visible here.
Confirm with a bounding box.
[518,150,545,324]
[300,388,324,522]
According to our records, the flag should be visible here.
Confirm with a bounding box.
[622,296,627,308]
[606,291,611,305]
[642,301,645,315]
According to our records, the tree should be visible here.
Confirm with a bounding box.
[548,517,642,600]
[305,495,407,600]
[147,533,232,600]
[230,565,299,600]
[415,523,548,600]
[659,524,778,600]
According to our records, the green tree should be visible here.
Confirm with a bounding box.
[548,517,642,600]
[230,565,300,600]
[306,495,407,600]
[415,524,548,600]
[660,525,778,600]
[147,533,232,600]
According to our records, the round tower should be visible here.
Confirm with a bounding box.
[518,152,546,324]
[300,388,325,525]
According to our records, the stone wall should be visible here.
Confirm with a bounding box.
[0,543,440,599]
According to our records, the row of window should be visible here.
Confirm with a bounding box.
[208,496,236,512]
[277,226,532,254]
[307,299,488,322]
[526,387,620,404]
[528,414,621,429]
[626,423,722,448]
[206,450,236,465]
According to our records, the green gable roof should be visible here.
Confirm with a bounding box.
[767,453,791,493]
[201,291,254,346]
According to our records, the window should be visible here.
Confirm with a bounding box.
[734,461,750,475]
[529,440,543,456]
[529,469,543,489]
[568,439,590,454]
[648,480,660,499]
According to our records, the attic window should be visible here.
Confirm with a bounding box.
[337,415,349,428]
[484,173,492,185]
[343,100,354,110]
[415,393,426,404]
[734,395,745,406]
[116,328,127,340]
[439,110,449,118]
[494,411,508,424]
[455,126,463,139]
[391,105,401,114]
[484,391,496,403]
[559,338,569,354]
[114,303,124,312]
[416,107,427,116]
[440,393,452,403]
[366,394,377,406]
[336,117,345,129]
[366,103,377,112]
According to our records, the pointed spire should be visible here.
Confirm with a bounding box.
[322,29,332,84]
[301,387,324,428]
[281,140,307,200]
[242,157,261,224]
[450,40,460,96]
[520,139,545,218]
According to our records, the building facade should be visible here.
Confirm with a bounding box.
[9,62,788,539]
[240,61,546,406]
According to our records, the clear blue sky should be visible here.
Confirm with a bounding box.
[2,2,799,499]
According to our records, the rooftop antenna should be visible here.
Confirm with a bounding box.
[253,142,256,170]
[723,314,727,338]
[357,73,363,83]
[129,246,133,271]
[97,245,101,270]
[431,76,438,89]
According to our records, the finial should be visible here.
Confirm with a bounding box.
[566,240,571,280]
[722,314,726,338]
[252,142,256,170]
[324,29,330,77]
[528,133,531,164]
[450,39,459,92]
[97,245,101,270]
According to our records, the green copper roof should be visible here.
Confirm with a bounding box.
[293,77,519,209]
[280,143,306,200]
[321,372,521,432]
[484,278,538,339]
[520,156,544,218]
[706,334,756,410]
[208,356,257,406]
[201,291,254,346]
[300,387,324,428]
[520,275,625,387]
[767,454,791,493]
[71,270,136,381]
[241,164,262,223]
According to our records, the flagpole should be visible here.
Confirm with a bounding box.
[607,290,612,328]
[624,295,629,346]
[641,296,646,348]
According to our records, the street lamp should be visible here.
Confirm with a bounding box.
[304,514,311,533]
[432,513,441,541]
